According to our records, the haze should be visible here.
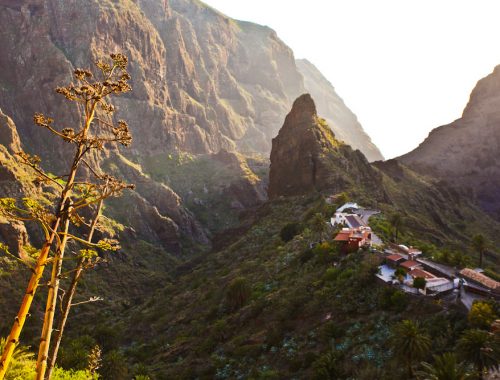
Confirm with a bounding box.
[203,0,500,159]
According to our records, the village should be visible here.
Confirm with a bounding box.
[329,201,500,310]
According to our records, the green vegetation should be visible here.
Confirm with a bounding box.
[390,320,432,378]
[71,195,494,379]
[142,152,265,234]
[418,353,473,380]
[225,277,252,312]
[0,338,95,380]
[457,329,499,379]
[280,222,303,242]
[471,234,487,268]
[0,54,134,379]
[413,277,426,290]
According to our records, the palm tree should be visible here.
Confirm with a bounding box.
[389,213,404,242]
[471,234,487,268]
[417,352,473,380]
[456,329,499,380]
[310,213,328,243]
[391,320,432,378]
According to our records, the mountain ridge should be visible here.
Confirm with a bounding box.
[399,65,500,219]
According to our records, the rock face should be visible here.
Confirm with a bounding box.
[0,0,379,161]
[268,94,381,199]
[0,107,205,255]
[0,109,31,257]
[399,66,500,219]
[0,0,381,252]
[296,59,383,162]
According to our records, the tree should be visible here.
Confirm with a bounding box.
[0,53,133,380]
[417,352,473,380]
[390,320,432,378]
[310,213,328,243]
[467,301,497,330]
[471,234,487,268]
[456,329,499,379]
[413,277,427,290]
[393,267,406,283]
[389,213,404,242]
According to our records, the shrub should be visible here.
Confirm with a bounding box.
[299,249,314,264]
[280,222,302,242]
[59,335,97,371]
[313,242,337,264]
[100,350,129,380]
[212,319,229,341]
[311,350,345,380]
[413,277,426,290]
[468,301,497,329]
[323,267,340,282]
[379,288,408,311]
[319,321,345,342]
[390,290,408,312]
[225,277,251,312]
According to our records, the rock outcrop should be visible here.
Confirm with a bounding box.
[296,59,383,162]
[399,65,500,219]
[268,94,381,199]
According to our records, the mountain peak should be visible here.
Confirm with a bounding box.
[291,93,317,116]
[296,59,384,162]
[279,93,318,134]
[268,94,380,199]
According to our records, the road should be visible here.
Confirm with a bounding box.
[357,209,383,245]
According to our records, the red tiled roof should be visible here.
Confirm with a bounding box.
[400,260,421,269]
[460,268,500,291]
[408,269,435,279]
[387,254,405,262]
[334,232,351,241]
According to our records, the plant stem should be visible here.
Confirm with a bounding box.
[35,212,71,379]
[45,194,105,379]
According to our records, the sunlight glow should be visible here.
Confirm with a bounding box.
[202,0,500,158]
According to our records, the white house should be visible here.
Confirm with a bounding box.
[331,212,366,229]
[336,202,360,213]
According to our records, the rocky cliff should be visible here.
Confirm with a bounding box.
[0,0,381,252]
[268,94,381,199]
[0,109,31,257]
[0,107,207,255]
[399,66,500,219]
[296,59,383,162]
[0,0,380,160]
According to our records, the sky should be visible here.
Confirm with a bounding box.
[202,0,500,159]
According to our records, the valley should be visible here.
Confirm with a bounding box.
[0,0,498,379]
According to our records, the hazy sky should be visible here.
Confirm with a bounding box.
[203,0,500,158]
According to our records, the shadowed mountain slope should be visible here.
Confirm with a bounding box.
[399,65,500,220]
